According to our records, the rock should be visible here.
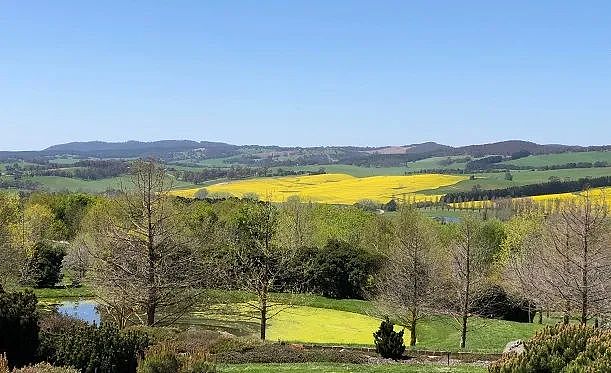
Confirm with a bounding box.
[503,340,525,355]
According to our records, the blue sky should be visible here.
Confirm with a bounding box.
[1,1,610,150]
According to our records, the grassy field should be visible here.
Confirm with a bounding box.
[502,151,611,168]
[221,363,486,372]
[172,173,465,204]
[405,156,470,171]
[422,167,611,195]
[21,175,195,193]
[183,291,541,352]
[272,165,410,177]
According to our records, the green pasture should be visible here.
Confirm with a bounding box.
[21,175,195,193]
[502,151,611,168]
[271,165,409,177]
[405,156,470,171]
[422,167,611,194]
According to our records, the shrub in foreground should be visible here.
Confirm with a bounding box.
[0,289,39,368]
[373,318,405,359]
[489,324,603,373]
[40,322,149,373]
[12,363,79,373]
[138,346,217,373]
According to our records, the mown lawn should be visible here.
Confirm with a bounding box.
[187,292,543,352]
[221,363,486,372]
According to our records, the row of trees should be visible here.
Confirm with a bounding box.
[1,160,609,350]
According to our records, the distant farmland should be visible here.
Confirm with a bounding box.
[172,173,465,204]
[502,151,611,168]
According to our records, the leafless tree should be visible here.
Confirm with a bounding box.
[530,193,610,325]
[375,206,443,346]
[85,160,208,326]
[447,216,492,348]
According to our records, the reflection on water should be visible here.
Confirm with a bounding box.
[57,300,100,325]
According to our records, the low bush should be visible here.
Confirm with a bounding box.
[138,347,217,373]
[39,312,87,334]
[471,285,533,323]
[215,343,368,364]
[12,363,79,373]
[40,322,149,373]
[0,289,39,368]
[137,351,180,373]
[489,324,602,372]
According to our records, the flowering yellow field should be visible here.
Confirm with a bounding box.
[172,173,466,204]
[448,187,611,210]
[528,187,611,204]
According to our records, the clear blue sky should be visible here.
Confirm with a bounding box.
[1,1,610,150]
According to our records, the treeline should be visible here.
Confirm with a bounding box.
[173,166,327,184]
[442,176,611,203]
[490,160,610,171]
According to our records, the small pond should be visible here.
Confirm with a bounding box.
[57,300,101,325]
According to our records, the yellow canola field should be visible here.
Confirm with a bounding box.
[172,173,466,205]
[527,187,611,204]
[449,187,611,210]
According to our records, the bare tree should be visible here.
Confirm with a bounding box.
[86,160,207,326]
[276,196,314,251]
[530,193,610,325]
[447,216,492,348]
[375,206,443,346]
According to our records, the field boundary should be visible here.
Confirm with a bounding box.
[298,343,502,363]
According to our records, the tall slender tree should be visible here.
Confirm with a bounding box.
[375,206,443,346]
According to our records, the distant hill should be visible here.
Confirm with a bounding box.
[368,142,452,155]
[447,140,585,157]
[1,139,609,163]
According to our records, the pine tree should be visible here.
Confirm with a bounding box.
[373,317,405,359]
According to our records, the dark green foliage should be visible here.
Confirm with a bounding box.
[471,285,532,323]
[215,343,368,364]
[373,318,405,359]
[40,322,149,373]
[489,324,601,373]
[384,199,398,212]
[465,156,504,171]
[276,240,382,299]
[0,289,40,368]
[308,239,380,299]
[22,242,66,288]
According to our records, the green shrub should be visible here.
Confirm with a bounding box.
[489,324,601,373]
[40,323,149,373]
[373,318,405,359]
[0,289,39,368]
[139,347,217,373]
[137,351,180,373]
[11,363,79,373]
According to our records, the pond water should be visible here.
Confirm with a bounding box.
[57,300,101,325]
